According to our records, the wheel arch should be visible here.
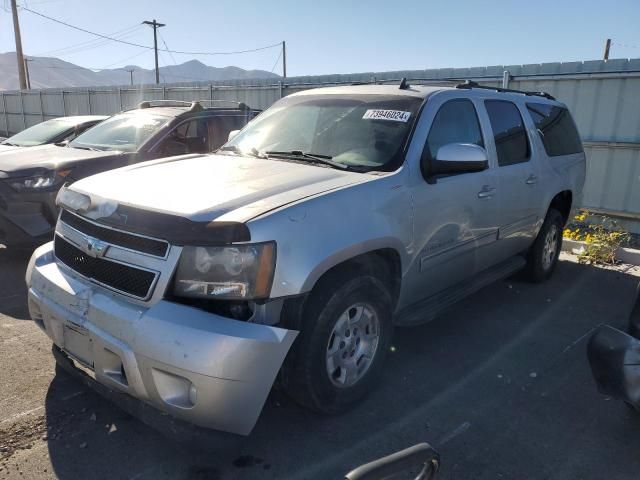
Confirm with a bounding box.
[300,242,404,310]
[548,190,573,226]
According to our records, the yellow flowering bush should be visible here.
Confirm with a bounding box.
[562,210,629,264]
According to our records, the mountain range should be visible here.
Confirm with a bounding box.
[0,52,280,90]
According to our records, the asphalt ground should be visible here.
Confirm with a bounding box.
[1,249,640,480]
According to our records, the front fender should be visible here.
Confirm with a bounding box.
[246,171,412,298]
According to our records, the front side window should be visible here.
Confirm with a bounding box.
[224,94,423,171]
[423,99,484,161]
[69,113,169,152]
[485,100,530,167]
[526,103,583,157]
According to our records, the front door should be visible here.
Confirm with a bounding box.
[402,97,501,306]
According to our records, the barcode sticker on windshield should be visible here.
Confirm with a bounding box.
[362,109,411,122]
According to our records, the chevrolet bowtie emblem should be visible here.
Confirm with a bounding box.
[84,236,108,258]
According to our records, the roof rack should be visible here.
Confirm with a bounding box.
[196,99,251,110]
[455,80,556,100]
[138,100,203,111]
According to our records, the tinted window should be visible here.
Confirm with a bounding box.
[526,103,583,156]
[485,100,529,166]
[208,116,248,150]
[424,99,483,161]
[159,119,208,155]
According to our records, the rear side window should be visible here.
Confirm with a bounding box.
[485,100,529,167]
[526,103,583,156]
[424,99,484,161]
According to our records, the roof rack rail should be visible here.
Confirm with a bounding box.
[138,100,203,111]
[455,80,556,100]
[196,99,251,110]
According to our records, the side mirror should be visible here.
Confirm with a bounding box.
[345,443,440,480]
[228,130,240,142]
[431,143,488,175]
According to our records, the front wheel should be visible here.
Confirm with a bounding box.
[525,208,564,282]
[281,273,393,414]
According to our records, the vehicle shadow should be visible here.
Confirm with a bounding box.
[42,259,640,480]
[0,246,35,320]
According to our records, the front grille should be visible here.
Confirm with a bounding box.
[54,236,156,299]
[60,210,168,258]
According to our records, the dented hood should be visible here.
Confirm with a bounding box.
[70,153,368,223]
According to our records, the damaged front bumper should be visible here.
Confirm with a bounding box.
[26,242,298,436]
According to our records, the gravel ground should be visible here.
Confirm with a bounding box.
[2,250,640,479]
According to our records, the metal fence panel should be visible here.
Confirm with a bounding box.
[1,59,640,230]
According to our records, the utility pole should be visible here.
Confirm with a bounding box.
[603,38,611,60]
[142,19,165,84]
[125,68,134,86]
[24,57,32,89]
[282,40,287,78]
[10,0,27,90]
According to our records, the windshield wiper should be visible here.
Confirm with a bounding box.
[218,145,267,159]
[264,150,348,170]
[69,144,101,152]
[1,141,19,147]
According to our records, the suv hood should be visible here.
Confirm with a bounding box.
[71,153,370,223]
[0,144,115,175]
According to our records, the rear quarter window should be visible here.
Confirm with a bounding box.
[526,103,583,157]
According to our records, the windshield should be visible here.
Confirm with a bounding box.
[3,118,78,146]
[69,113,169,152]
[224,94,422,171]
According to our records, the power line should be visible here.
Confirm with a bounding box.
[612,40,640,49]
[20,6,282,56]
[34,24,143,56]
[270,48,283,74]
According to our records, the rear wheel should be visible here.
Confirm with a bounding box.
[525,208,564,282]
[281,273,393,414]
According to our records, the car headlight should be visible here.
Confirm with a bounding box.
[173,242,276,300]
[8,169,71,192]
[56,186,92,212]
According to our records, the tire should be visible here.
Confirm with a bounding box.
[281,272,393,414]
[525,208,564,282]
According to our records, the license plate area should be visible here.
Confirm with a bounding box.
[63,323,94,369]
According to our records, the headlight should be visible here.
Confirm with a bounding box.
[8,169,71,192]
[56,186,91,212]
[173,242,276,300]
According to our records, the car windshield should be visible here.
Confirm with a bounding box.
[2,118,79,146]
[223,94,422,171]
[69,113,169,152]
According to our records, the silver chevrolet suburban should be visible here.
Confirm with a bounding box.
[25,81,585,436]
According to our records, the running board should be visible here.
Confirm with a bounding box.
[395,255,526,327]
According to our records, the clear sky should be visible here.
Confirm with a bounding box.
[1,0,639,78]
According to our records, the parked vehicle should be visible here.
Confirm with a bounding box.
[0,115,106,153]
[0,100,259,246]
[25,81,585,437]
[588,282,640,408]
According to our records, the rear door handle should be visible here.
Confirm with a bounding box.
[477,186,496,198]
[525,174,538,185]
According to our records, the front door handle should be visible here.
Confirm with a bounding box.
[477,186,496,199]
[525,174,538,185]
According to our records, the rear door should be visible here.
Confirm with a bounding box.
[484,100,541,255]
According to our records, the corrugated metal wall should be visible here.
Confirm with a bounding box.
[1,59,639,229]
